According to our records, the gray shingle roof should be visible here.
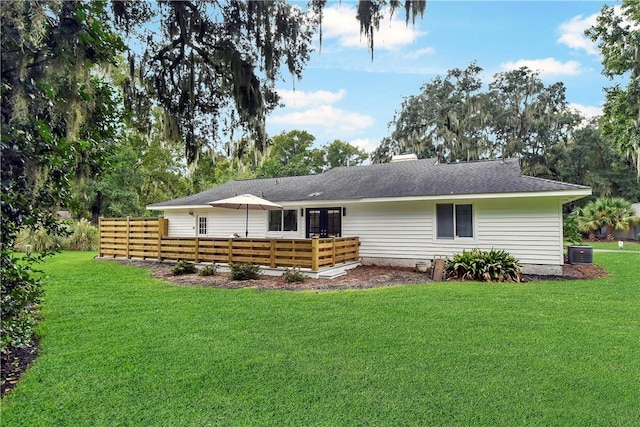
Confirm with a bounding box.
[147,158,590,208]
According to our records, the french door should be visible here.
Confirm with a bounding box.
[306,208,342,238]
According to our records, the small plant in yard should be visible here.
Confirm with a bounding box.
[446,248,522,282]
[230,263,261,280]
[283,266,306,283]
[173,261,196,275]
[198,264,217,276]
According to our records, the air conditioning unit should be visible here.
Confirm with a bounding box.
[568,245,593,264]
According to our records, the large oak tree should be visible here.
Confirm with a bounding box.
[587,0,640,179]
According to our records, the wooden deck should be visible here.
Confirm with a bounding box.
[98,217,360,272]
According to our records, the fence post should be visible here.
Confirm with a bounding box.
[311,237,319,271]
[331,237,336,267]
[270,240,276,268]
[228,238,233,265]
[194,238,200,263]
[98,217,103,257]
[157,217,166,260]
[126,217,131,259]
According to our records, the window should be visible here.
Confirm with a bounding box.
[268,210,298,232]
[436,204,473,239]
[198,216,207,236]
[283,210,297,231]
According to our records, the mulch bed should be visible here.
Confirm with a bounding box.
[1,339,38,398]
[107,258,609,290]
[1,259,609,398]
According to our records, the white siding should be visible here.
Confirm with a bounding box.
[343,201,433,259]
[165,212,196,237]
[164,208,268,238]
[208,208,267,238]
[343,197,564,266]
[475,198,563,265]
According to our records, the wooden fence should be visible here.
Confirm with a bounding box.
[99,217,359,271]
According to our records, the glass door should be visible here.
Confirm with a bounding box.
[306,208,341,238]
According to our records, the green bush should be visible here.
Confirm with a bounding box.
[563,211,582,245]
[283,266,306,283]
[66,219,98,251]
[198,264,217,276]
[173,261,196,275]
[446,248,522,282]
[230,263,261,280]
[13,219,99,252]
[13,227,64,253]
[0,252,44,354]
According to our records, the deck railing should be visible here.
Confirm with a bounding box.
[98,217,359,271]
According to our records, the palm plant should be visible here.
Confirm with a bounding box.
[577,197,640,241]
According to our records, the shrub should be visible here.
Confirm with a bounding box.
[283,266,306,283]
[65,219,98,251]
[446,248,521,282]
[13,219,99,252]
[563,211,582,245]
[198,264,217,276]
[230,263,261,280]
[13,227,64,253]
[1,251,44,355]
[173,260,196,275]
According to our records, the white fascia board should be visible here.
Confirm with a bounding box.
[289,189,592,205]
[146,205,212,211]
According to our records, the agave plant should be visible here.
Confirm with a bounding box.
[577,197,640,241]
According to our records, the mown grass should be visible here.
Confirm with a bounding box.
[587,240,640,251]
[2,252,639,426]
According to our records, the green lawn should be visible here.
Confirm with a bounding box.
[586,241,640,251]
[2,252,639,426]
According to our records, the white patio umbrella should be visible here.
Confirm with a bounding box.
[208,194,282,238]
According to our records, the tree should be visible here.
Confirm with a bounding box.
[488,67,579,176]
[1,1,125,354]
[586,0,640,178]
[379,63,491,163]
[257,130,325,177]
[377,63,578,173]
[117,1,428,168]
[577,197,640,240]
[546,122,640,200]
[324,139,368,168]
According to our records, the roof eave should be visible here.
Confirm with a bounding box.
[146,204,212,211]
[147,188,592,210]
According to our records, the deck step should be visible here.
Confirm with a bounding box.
[318,270,348,280]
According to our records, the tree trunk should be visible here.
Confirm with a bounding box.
[91,191,103,226]
[606,225,614,241]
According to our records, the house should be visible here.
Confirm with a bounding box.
[147,156,591,275]
[614,202,640,241]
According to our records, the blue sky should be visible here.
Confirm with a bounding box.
[265,0,620,155]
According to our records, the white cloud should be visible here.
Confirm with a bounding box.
[557,13,599,55]
[405,47,436,59]
[569,103,602,120]
[270,105,375,135]
[277,89,346,108]
[349,138,379,156]
[320,4,424,50]
[501,58,583,77]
